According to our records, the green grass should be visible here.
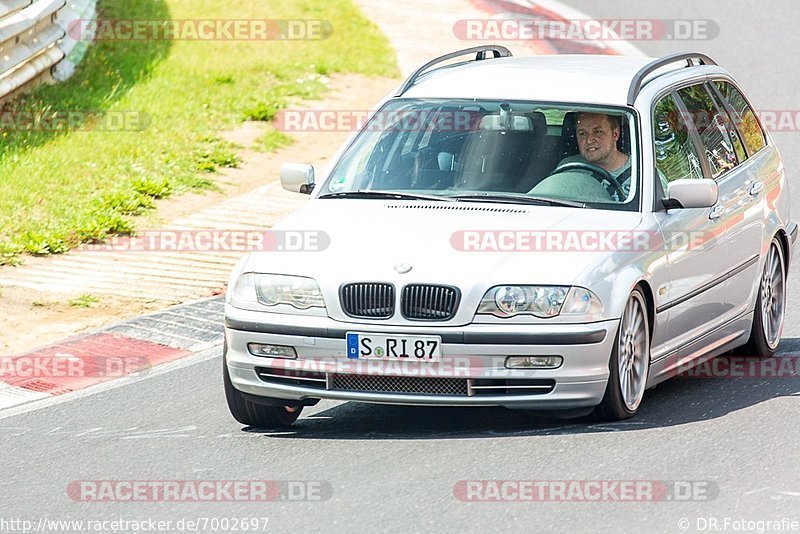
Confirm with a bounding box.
[68,294,100,308]
[255,129,296,153]
[0,0,397,264]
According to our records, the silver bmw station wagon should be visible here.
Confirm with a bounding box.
[223,47,794,426]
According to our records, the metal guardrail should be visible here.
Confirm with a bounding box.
[0,0,97,103]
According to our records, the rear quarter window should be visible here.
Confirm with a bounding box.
[713,80,767,155]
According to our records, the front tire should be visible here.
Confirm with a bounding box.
[594,288,650,421]
[743,237,786,357]
[223,355,303,428]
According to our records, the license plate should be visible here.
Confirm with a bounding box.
[346,332,442,362]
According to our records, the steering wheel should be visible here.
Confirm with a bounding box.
[551,161,626,201]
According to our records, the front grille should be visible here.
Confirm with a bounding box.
[401,284,460,320]
[340,283,395,318]
[330,374,468,396]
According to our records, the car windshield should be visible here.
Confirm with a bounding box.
[320,99,640,211]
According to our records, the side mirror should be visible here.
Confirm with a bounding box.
[662,179,718,210]
[281,163,315,194]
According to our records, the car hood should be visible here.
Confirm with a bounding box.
[246,199,644,289]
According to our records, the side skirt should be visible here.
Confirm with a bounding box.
[647,311,754,388]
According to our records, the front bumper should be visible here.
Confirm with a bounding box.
[224,305,618,410]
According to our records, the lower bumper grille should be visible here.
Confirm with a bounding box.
[255,369,555,397]
[331,374,468,396]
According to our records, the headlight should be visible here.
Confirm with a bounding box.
[231,272,258,305]
[256,274,325,309]
[561,287,603,316]
[477,286,601,318]
[231,273,325,310]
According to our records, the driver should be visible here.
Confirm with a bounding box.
[558,112,632,199]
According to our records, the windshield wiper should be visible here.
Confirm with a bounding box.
[450,193,585,208]
[318,190,455,202]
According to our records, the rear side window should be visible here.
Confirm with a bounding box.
[676,84,738,178]
[713,80,767,155]
[653,93,703,183]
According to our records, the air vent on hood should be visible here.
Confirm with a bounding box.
[385,204,529,214]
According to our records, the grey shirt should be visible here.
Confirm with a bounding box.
[557,154,632,199]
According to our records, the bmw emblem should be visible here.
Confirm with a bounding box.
[394,263,413,274]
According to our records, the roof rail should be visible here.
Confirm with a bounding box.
[395,45,512,97]
[627,52,718,105]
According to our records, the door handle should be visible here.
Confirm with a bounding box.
[749,182,764,196]
[709,205,725,220]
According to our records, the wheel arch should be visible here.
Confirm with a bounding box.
[598,265,656,339]
[775,228,791,273]
[634,280,656,344]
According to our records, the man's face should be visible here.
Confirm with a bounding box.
[575,113,620,166]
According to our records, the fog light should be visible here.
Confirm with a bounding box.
[248,343,297,359]
[505,356,563,369]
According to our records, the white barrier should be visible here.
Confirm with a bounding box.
[0,0,97,102]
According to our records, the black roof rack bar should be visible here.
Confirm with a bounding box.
[395,45,512,97]
[627,52,718,105]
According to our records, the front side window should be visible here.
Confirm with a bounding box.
[652,93,703,184]
[713,80,767,156]
[676,84,738,178]
[321,99,640,211]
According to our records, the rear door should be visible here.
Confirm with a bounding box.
[674,82,762,327]
[710,79,774,318]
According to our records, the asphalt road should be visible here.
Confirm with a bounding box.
[2,344,799,533]
[3,2,799,533]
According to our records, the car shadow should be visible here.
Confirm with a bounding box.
[243,338,800,440]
